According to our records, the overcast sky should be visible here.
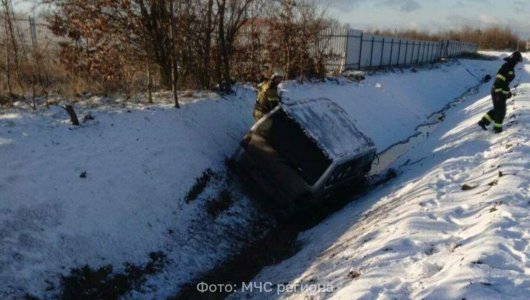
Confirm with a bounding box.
[327,0,530,39]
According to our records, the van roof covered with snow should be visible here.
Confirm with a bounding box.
[279,98,375,161]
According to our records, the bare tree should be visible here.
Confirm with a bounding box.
[1,0,23,100]
[203,0,214,88]
[215,0,255,93]
[41,0,335,99]
[2,9,13,100]
[169,0,179,108]
[259,0,330,80]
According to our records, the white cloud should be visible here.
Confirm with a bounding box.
[331,0,422,12]
[378,0,422,12]
[329,0,367,12]
[479,15,498,25]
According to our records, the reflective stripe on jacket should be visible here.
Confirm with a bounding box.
[493,63,515,95]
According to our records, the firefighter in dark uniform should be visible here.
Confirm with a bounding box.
[478,51,523,133]
[253,72,284,121]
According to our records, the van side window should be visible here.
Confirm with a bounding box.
[255,110,331,185]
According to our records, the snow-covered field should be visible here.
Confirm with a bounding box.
[232,54,530,299]
[0,55,517,298]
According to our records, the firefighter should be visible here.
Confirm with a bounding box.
[478,51,523,133]
[253,71,284,121]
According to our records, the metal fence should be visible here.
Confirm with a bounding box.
[320,26,479,73]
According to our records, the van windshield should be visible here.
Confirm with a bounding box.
[255,110,332,185]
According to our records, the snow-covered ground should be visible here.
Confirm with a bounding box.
[232,54,530,299]
[0,90,271,298]
[0,55,512,298]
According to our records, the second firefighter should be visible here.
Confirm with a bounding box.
[478,51,523,133]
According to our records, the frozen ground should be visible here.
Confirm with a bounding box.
[0,56,509,298]
[232,54,530,299]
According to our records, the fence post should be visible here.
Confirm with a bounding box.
[417,41,423,65]
[397,39,402,66]
[369,35,375,70]
[358,31,363,69]
[380,37,385,68]
[433,43,436,62]
[407,41,411,66]
[416,41,421,65]
[421,42,426,64]
[409,41,412,65]
[425,42,429,63]
[427,42,433,62]
[389,38,394,67]
[343,30,349,72]
[417,42,421,64]
[410,41,414,66]
[404,40,409,67]
[429,42,434,63]
[406,41,410,67]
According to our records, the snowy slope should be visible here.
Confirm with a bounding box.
[232,55,530,299]
[0,90,270,298]
[0,56,507,298]
[283,59,499,151]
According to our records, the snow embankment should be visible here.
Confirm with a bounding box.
[0,57,502,298]
[234,58,530,299]
[284,59,499,151]
[0,90,269,298]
